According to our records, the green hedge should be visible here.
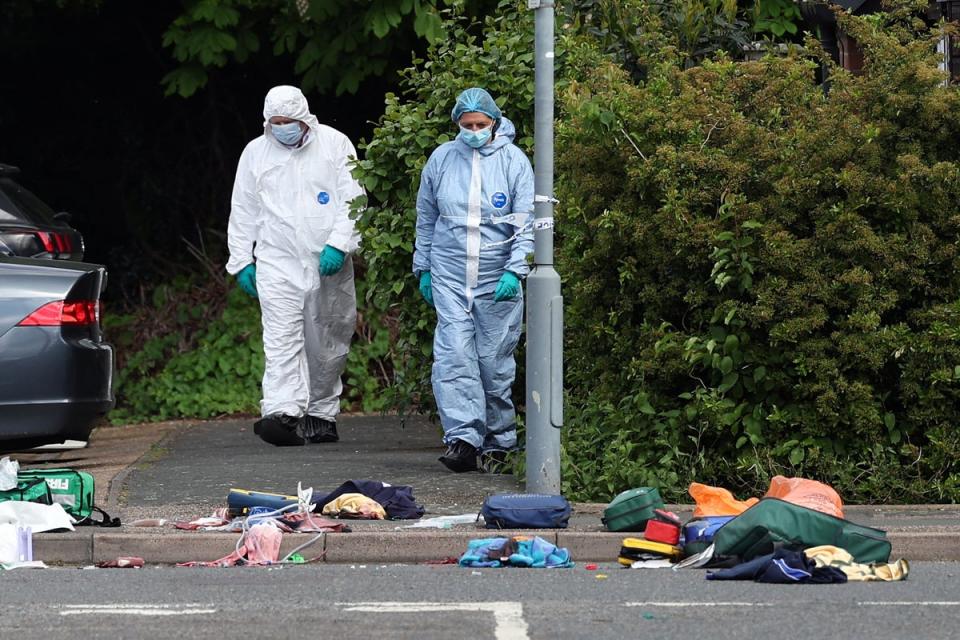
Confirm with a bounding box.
[556,5,960,502]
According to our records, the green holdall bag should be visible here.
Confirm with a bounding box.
[713,497,891,564]
[16,468,119,527]
[602,487,665,532]
[0,477,54,506]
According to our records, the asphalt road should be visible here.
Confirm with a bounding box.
[2,563,958,639]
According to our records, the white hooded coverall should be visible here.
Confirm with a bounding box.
[226,86,362,421]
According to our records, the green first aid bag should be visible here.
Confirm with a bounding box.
[602,487,665,532]
[713,497,891,564]
[0,477,54,506]
[16,468,119,527]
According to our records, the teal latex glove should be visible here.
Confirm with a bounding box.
[319,245,346,276]
[494,271,521,302]
[236,264,258,298]
[419,271,434,307]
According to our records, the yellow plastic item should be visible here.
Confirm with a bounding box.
[617,537,683,566]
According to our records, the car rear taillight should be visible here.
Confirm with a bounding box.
[32,231,74,256]
[35,231,56,253]
[17,300,100,326]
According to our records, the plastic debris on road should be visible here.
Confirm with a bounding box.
[96,556,145,568]
[404,514,478,529]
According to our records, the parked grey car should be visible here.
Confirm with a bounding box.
[0,255,113,450]
[0,163,84,261]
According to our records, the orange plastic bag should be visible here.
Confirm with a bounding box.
[763,476,844,518]
[689,483,759,517]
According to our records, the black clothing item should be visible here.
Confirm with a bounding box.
[254,414,305,447]
[303,415,339,443]
[707,548,848,584]
[313,480,425,519]
[439,439,478,473]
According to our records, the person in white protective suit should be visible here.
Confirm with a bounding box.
[226,85,362,447]
[414,87,535,473]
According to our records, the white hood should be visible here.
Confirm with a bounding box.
[262,85,320,141]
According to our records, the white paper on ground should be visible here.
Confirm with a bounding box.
[672,543,716,570]
[0,524,18,563]
[0,501,75,533]
[1,561,47,570]
[0,457,18,491]
[403,514,481,529]
[630,559,675,569]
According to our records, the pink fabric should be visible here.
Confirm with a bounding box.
[282,512,348,533]
[245,523,282,564]
[177,546,248,568]
[177,524,284,568]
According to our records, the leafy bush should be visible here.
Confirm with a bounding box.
[556,3,960,502]
[161,0,498,96]
[106,277,263,423]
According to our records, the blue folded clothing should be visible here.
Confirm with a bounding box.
[458,535,574,568]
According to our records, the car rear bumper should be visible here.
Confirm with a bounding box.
[0,327,114,443]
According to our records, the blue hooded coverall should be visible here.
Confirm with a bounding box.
[413,116,535,452]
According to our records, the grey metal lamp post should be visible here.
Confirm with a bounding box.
[525,0,563,495]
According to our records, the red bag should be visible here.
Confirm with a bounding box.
[643,509,681,545]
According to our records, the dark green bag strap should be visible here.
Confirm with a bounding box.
[76,506,121,528]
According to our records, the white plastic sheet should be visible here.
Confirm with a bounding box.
[0,501,75,533]
[403,514,480,529]
[0,457,18,491]
[0,524,18,563]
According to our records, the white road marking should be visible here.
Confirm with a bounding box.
[858,602,960,606]
[59,604,216,616]
[625,602,775,607]
[627,601,960,609]
[338,602,529,640]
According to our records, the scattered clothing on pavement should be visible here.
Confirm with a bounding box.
[805,545,910,582]
[459,535,573,568]
[706,548,848,584]
[322,493,386,520]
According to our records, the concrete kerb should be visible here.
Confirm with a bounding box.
[32,529,960,566]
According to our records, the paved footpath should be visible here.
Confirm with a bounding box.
[14,415,960,565]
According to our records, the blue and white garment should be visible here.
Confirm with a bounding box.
[458,536,574,568]
[413,117,534,452]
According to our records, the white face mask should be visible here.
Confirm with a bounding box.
[272,121,304,145]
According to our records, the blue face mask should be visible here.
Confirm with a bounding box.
[272,121,304,146]
[459,125,492,149]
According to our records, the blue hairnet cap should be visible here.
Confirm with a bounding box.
[451,88,502,125]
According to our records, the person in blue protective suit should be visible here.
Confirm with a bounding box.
[413,87,535,473]
[227,85,363,447]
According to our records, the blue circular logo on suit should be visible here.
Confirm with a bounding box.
[491,192,507,209]
[317,191,330,205]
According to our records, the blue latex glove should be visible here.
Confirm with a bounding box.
[419,271,434,307]
[236,264,258,298]
[493,271,520,302]
[319,245,346,276]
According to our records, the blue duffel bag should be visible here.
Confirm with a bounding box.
[683,515,735,556]
[481,493,572,529]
